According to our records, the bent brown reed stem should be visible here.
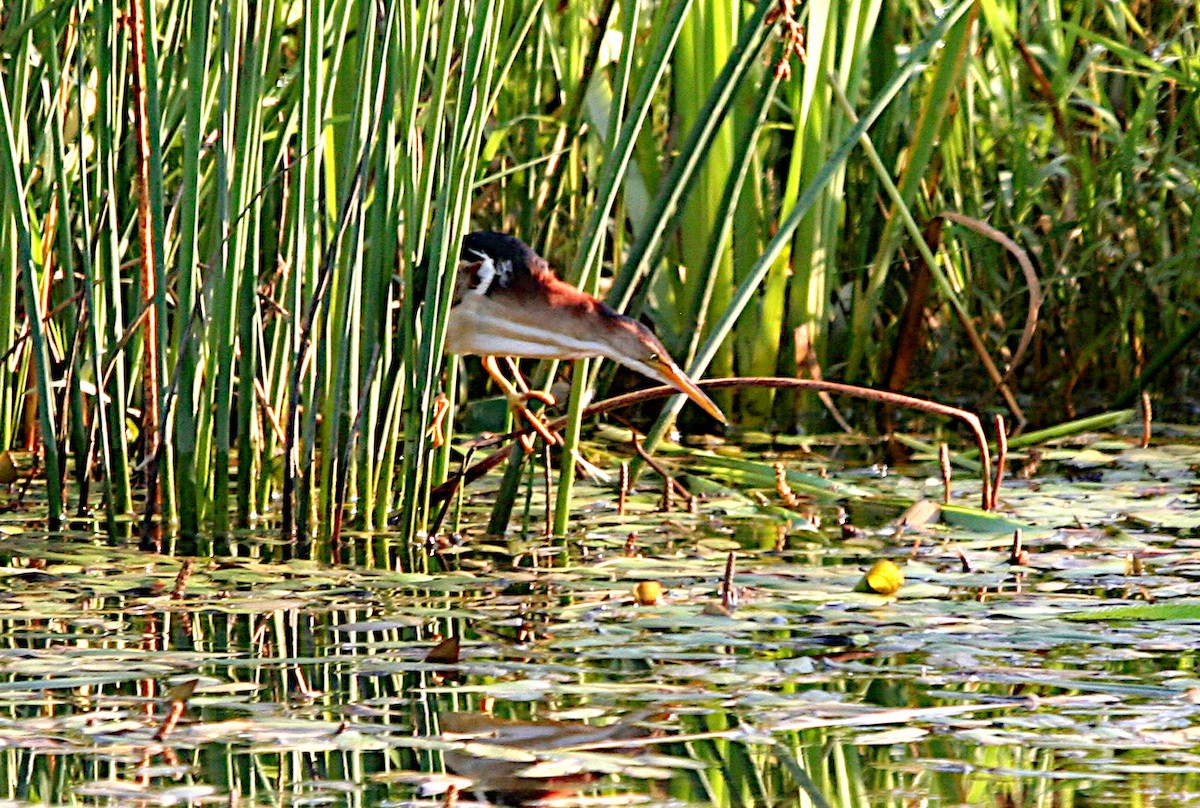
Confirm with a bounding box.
[939,211,1042,397]
[432,376,994,511]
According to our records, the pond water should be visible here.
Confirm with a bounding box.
[1,426,1200,807]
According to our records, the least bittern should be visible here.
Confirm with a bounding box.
[446,232,725,445]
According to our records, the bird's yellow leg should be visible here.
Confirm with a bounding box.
[426,393,450,448]
[503,356,555,405]
[503,357,553,454]
[481,355,560,447]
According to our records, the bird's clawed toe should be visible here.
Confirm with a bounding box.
[481,355,561,451]
[522,390,555,407]
[506,392,561,450]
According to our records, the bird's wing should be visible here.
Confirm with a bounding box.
[515,251,556,287]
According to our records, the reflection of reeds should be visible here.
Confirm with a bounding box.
[2,0,1196,536]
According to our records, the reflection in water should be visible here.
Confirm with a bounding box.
[2,435,1200,805]
[439,709,664,804]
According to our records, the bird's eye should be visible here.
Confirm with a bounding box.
[648,352,660,363]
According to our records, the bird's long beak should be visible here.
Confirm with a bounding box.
[651,360,727,424]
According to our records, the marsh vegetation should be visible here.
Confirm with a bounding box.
[2,0,1199,804]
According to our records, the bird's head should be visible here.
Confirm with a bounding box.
[461,231,537,271]
[597,308,727,424]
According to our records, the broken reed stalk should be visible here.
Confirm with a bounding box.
[1009,529,1025,565]
[957,548,972,573]
[1141,392,1152,449]
[430,377,995,511]
[938,443,951,504]
[543,443,553,538]
[721,551,737,610]
[992,414,1008,510]
[617,462,629,516]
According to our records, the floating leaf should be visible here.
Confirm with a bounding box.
[1068,603,1200,622]
[853,727,929,745]
[941,504,1029,533]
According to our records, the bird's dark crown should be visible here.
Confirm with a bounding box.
[462,231,537,268]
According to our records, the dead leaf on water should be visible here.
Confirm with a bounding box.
[896,499,941,528]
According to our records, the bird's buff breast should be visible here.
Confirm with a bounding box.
[446,294,597,360]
